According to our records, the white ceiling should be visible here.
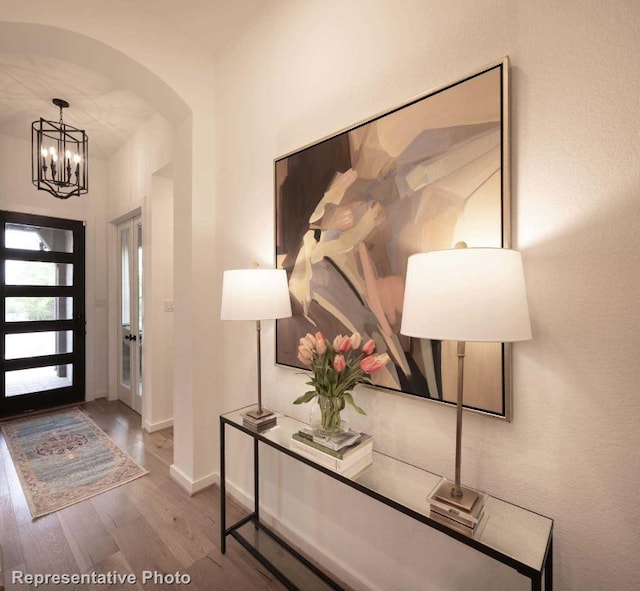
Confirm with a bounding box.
[0,55,156,160]
[0,0,271,159]
[134,0,270,57]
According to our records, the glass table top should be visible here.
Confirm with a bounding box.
[222,408,553,573]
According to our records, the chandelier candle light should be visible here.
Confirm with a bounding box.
[221,267,292,428]
[32,98,88,199]
[400,244,531,520]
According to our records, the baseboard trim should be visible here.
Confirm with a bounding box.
[169,464,218,496]
[143,417,173,433]
[225,479,252,507]
[85,390,108,403]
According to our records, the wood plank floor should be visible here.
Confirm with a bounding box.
[0,399,287,591]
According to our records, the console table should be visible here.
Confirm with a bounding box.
[220,408,553,591]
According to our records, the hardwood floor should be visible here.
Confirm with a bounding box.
[0,399,287,591]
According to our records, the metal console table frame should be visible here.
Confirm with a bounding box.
[220,408,553,591]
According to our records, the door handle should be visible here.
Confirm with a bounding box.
[124,334,137,342]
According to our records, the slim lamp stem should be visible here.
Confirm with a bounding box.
[256,319,262,413]
[453,340,466,498]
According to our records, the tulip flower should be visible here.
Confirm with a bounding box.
[315,332,327,355]
[300,333,317,352]
[333,354,346,372]
[359,355,377,373]
[332,334,344,350]
[362,339,376,355]
[376,352,391,367]
[338,335,352,353]
[297,345,314,366]
[350,332,362,349]
[293,331,388,420]
[360,352,390,374]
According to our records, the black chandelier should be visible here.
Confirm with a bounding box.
[32,98,88,199]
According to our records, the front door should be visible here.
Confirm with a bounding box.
[117,216,142,413]
[0,211,85,417]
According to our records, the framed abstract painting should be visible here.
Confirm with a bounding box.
[275,58,512,418]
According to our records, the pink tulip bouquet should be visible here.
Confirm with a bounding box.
[294,331,390,436]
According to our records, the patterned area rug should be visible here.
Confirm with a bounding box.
[1,408,147,519]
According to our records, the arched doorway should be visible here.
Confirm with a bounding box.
[0,16,220,492]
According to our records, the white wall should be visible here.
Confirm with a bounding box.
[106,113,173,220]
[214,1,640,590]
[0,133,109,401]
[146,173,174,430]
[106,113,176,432]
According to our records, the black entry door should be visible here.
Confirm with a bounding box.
[0,211,85,417]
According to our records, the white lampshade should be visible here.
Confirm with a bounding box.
[400,248,531,343]
[221,268,292,321]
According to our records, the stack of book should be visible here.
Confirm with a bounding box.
[428,489,486,537]
[291,428,373,478]
[241,411,277,432]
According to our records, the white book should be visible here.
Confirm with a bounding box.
[291,437,373,472]
[299,428,362,451]
[340,453,373,479]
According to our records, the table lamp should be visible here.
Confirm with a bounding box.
[400,244,531,516]
[221,267,292,425]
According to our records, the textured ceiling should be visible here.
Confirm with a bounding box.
[0,55,156,159]
[0,0,271,159]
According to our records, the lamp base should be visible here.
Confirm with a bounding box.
[245,406,275,420]
[242,407,277,433]
[429,479,482,513]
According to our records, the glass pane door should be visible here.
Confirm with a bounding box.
[137,220,143,400]
[0,211,85,417]
[117,216,142,413]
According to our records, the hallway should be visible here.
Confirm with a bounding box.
[0,400,285,590]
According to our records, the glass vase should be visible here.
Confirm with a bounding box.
[309,394,346,438]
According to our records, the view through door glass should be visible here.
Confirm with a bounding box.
[0,211,85,417]
[118,216,142,414]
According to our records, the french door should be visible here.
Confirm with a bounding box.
[0,211,85,417]
[117,216,142,413]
